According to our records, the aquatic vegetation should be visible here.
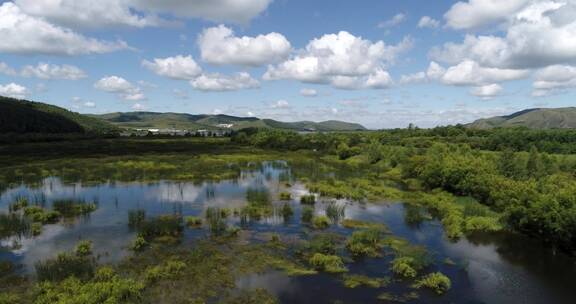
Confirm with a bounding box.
[382,236,430,270]
[31,222,42,236]
[52,199,97,218]
[305,233,340,255]
[205,207,228,235]
[75,240,93,257]
[391,257,418,278]
[221,288,278,304]
[377,292,419,302]
[301,206,314,223]
[35,252,96,282]
[279,192,292,200]
[185,216,203,228]
[413,272,451,294]
[144,259,187,283]
[325,201,345,223]
[300,194,316,205]
[342,274,389,288]
[34,267,144,304]
[128,209,146,229]
[341,219,388,231]
[246,188,271,206]
[464,216,502,232]
[308,253,347,273]
[138,215,183,240]
[312,215,330,229]
[346,228,384,258]
[281,203,293,219]
[8,197,28,212]
[0,213,29,239]
[131,235,148,252]
[24,207,60,224]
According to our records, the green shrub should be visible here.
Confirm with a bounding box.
[390,257,417,278]
[413,272,451,294]
[185,216,202,228]
[464,216,502,232]
[301,206,314,223]
[300,194,316,205]
[131,235,147,252]
[308,253,347,273]
[346,228,383,257]
[312,216,330,229]
[279,192,292,200]
[75,240,93,257]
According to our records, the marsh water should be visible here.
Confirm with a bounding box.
[1,162,574,304]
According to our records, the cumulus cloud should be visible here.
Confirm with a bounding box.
[470,83,503,99]
[0,62,17,76]
[377,13,406,28]
[271,99,290,109]
[418,16,440,28]
[132,103,146,110]
[190,72,259,91]
[0,2,128,56]
[132,0,272,24]
[532,65,576,96]
[400,71,427,84]
[439,60,528,86]
[300,88,318,97]
[198,25,291,66]
[444,0,530,30]
[94,76,145,101]
[142,55,202,80]
[14,0,165,29]
[264,31,412,89]
[0,83,29,99]
[434,1,576,69]
[21,63,87,80]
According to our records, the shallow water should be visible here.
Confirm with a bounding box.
[1,162,574,303]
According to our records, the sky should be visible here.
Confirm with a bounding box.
[0,0,575,129]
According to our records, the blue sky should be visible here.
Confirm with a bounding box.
[0,0,575,128]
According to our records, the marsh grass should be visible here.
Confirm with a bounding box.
[301,206,314,223]
[300,194,316,205]
[308,253,347,273]
[281,203,293,220]
[346,227,384,258]
[325,201,345,223]
[185,216,202,228]
[413,272,451,294]
[8,197,28,213]
[0,213,29,239]
[312,216,331,229]
[128,209,146,230]
[138,215,183,240]
[35,252,96,282]
[206,207,227,236]
[343,274,389,288]
[279,192,292,200]
[52,199,97,218]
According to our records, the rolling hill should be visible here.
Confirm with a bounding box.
[0,96,118,135]
[92,112,367,132]
[467,108,576,129]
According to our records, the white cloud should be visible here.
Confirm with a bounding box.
[300,88,318,97]
[440,60,528,86]
[0,2,128,55]
[21,63,87,80]
[190,72,259,91]
[15,0,164,29]
[0,83,29,99]
[264,31,411,89]
[378,13,406,28]
[444,0,530,30]
[132,103,146,110]
[271,99,290,109]
[0,62,17,76]
[434,1,576,69]
[400,71,427,84]
[532,65,576,96]
[198,25,291,66]
[470,83,503,99]
[84,101,96,108]
[142,55,202,80]
[418,16,440,28]
[132,0,273,24]
[94,76,145,101]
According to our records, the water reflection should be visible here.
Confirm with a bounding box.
[0,162,574,303]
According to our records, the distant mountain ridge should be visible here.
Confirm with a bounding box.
[467,107,576,129]
[92,112,367,132]
[0,96,118,135]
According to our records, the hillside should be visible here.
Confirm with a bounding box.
[0,96,118,135]
[93,112,366,132]
[468,108,576,129]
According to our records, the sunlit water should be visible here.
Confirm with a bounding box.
[1,162,574,303]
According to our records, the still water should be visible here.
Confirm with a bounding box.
[0,162,574,303]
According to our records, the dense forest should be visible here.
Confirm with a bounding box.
[0,96,118,137]
[233,127,576,253]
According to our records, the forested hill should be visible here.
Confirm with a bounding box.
[468,107,576,129]
[93,112,367,132]
[0,96,118,135]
